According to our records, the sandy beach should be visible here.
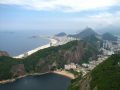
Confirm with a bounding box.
[13,38,58,58]
[53,70,75,79]
[0,71,74,84]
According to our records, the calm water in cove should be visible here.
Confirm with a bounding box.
[0,73,71,90]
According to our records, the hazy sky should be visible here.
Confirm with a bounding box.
[0,0,120,33]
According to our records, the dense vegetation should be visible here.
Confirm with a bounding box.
[90,54,120,90]
[68,54,120,90]
[0,56,21,80]
[68,75,82,90]
[0,40,98,81]
[23,40,98,73]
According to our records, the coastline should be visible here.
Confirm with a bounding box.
[52,70,75,79]
[0,71,74,84]
[0,36,75,84]
[0,72,50,84]
[13,38,58,58]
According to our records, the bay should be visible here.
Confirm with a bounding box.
[0,73,71,90]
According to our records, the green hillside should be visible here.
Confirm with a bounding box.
[0,56,21,80]
[68,54,120,90]
[0,40,98,81]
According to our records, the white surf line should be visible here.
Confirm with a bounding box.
[13,38,58,59]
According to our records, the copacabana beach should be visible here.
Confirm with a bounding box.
[13,38,58,58]
[0,31,51,56]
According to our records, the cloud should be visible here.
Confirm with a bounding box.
[54,11,120,30]
[0,0,120,12]
[0,0,120,31]
[1,11,119,32]
[88,11,120,27]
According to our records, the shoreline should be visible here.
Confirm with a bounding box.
[13,38,58,58]
[52,70,75,79]
[0,72,50,84]
[0,71,74,84]
[0,36,75,84]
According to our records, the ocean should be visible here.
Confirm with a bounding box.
[0,30,50,56]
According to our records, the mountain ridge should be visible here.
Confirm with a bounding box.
[68,27,98,39]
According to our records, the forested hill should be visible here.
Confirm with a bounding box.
[68,54,120,90]
[0,40,99,81]
[68,27,98,39]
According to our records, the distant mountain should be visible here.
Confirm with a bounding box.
[55,32,67,37]
[82,35,103,49]
[68,27,98,39]
[102,32,117,41]
[98,26,120,35]
[68,54,120,90]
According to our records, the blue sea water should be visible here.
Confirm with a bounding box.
[0,30,50,56]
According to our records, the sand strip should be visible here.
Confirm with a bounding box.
[53,70,75,79]
[13,38,58,58]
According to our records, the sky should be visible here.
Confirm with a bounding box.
[0,0,120,33]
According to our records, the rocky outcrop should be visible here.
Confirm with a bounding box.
[11,64,25,77]
[64,45,84,63]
